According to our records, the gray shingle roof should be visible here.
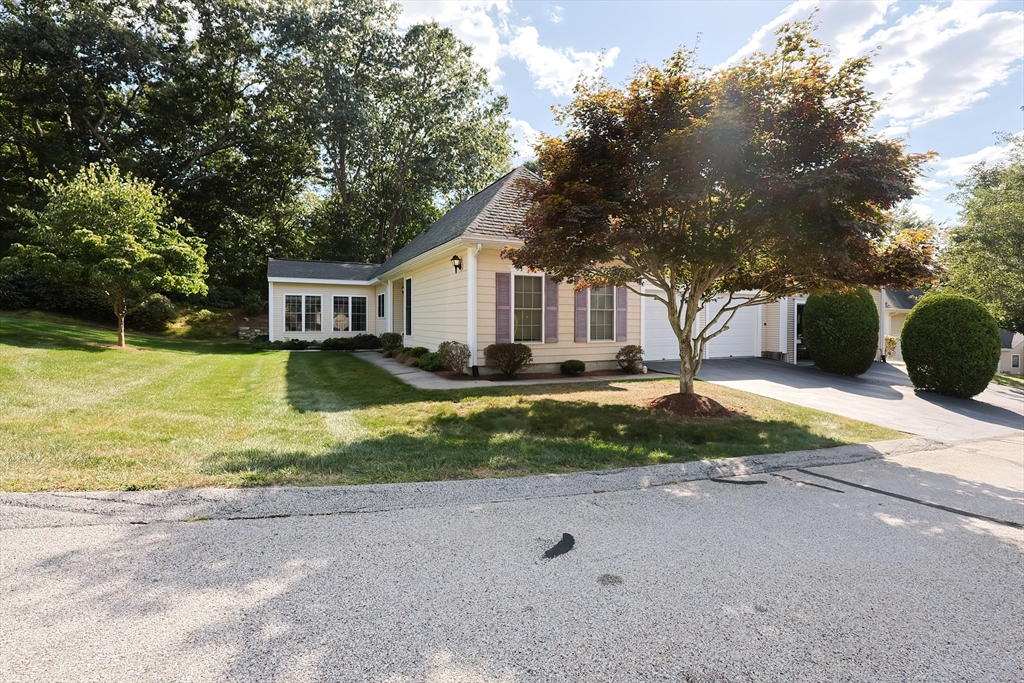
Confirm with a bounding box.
[375,166,536,276]
[267,259,381,281]
[884,289,923,311]
[267,167,536,283]
[1000,330,1016,349]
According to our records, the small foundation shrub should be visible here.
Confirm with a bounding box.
[418,352,446,371]
[380,333,403,353]
[560,359,586,376]
[438,340,471,373]
[616,345,644,373]
[483,343,533,377]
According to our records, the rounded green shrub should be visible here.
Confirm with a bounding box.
[803,288,878,376]
[560,359,586,376]
[407,346,428,358]
[615,345,644,373]
[127,293,177,332]
[901,294,1000,398]
[380,332,403,353]
[483,343,533,377]
[418,352,446,372]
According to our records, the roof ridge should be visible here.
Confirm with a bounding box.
[464,166,535,237]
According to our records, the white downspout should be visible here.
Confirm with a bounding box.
[467,243,481,366]
[268,281,275,342]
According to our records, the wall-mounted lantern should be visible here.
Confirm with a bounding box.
[451,254,463,274]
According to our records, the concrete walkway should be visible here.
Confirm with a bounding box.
[355,350,661,389]
[648,357,1024,442]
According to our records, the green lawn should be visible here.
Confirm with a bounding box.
[992,372,1024,391]
[0,312,901,492]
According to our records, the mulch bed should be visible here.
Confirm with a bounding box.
[434,368,637,382]
[647,392,734,419]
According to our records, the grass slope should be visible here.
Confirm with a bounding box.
[0,312,901,491]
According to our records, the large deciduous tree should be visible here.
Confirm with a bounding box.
[506,22,936,395]
[942,133,1024,334]
[2,164,207,347]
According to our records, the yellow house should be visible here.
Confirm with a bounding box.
[267,167,641,373]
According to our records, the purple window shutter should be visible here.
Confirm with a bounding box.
[615,287,628,342]
[544,276,558,343]
[495,272,511,344]
[574,287,588,342]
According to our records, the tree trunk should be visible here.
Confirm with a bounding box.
[116,314,126,348]
[678,337,696,395]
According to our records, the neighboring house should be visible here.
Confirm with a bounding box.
[881,289,922,361]
[268,166,926,372]
[999,331,1023,376]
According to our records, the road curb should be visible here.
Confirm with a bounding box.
[0,437,946,530]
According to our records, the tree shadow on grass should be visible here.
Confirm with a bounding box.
[205,396,853,486]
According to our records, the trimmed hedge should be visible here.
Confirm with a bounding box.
[483,343,533,377]
[901,294,1000,398]
[418,352,446,372]
[560,359,585,376]
[616,345,644,374]
[380,332,403,353]
[803,288,878,376]
[320,334,381,351]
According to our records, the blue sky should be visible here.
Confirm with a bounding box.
[399,0,1024,224]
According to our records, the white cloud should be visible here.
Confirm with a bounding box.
[724,1,1024,133]
[399,1,511,82]
[508,26,620,96]
[507,117,541,161]
[548,5,564,24]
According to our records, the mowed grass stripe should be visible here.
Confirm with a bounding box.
[0,312,901,491]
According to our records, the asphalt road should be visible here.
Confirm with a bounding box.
[2,435,1021,682]
[647,358,1024,441]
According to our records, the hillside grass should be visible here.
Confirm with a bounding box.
[0,311,901,492]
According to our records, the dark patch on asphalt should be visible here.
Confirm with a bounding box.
[771,472,844,493]
[543,533,575,558]
[709,477,767,485]
[597,574,623,585]
[796,469,1024,529]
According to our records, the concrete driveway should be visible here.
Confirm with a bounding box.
[647,357,1024,441]
[2,436,1022,682]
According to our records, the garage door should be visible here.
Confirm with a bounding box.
[644,294,679,360]
[705,297,760,358]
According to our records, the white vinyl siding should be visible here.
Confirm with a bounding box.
[514,275,543,343]
[589,286,614,341]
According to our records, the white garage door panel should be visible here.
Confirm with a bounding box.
[644,295,680,361]
[705,298,759,358]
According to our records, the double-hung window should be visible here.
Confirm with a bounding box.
[589,286,614,341]
[284,294,322,332]
[1013,354,1021,369]
[333,296,367,332]
[513,275,543,343]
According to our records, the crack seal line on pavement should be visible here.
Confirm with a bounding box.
[769,473,844,493]
[795,469,1024,529]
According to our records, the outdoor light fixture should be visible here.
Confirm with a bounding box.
[451,254,463,273]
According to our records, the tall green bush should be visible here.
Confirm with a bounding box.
[803,288,878,376]
[901,294,1000,398]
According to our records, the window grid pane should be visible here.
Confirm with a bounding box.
[333,296,349,332]
[285,295,302,332]
[514,275,543,342]
[304,296,322,332]
[590,286,614,341]
[351,297,367,332]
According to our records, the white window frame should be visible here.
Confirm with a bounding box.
[284,293,322,333]
[331,295,368,333]
[588,284,615,343]
[509,268,545,345]
[1013,354,1020,369]
[377,292,385,319]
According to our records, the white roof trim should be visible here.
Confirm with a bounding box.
[268,276,378,286]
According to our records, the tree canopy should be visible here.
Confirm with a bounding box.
[506,21,936,394]
[0,0,512,297]
[2,164,208,346]
[941,134,1024,334]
